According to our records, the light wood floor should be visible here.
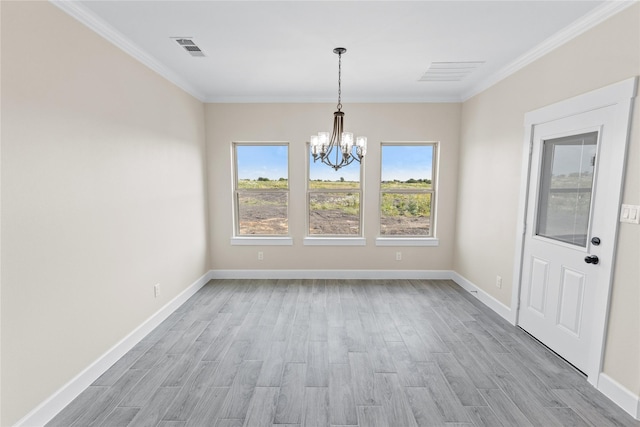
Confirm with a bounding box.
[47,279,639,427]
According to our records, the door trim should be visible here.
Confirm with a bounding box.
[511,77,637,386]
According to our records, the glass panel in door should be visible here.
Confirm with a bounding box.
[536,132,598,247]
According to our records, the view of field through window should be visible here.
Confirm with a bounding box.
[536,133,597,247]
[233,143,437,237]
[235,144,289,235]
[380,144,435,236]
[308,152,361,235]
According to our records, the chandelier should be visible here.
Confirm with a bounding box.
[310,47,367,171]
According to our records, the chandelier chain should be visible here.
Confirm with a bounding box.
[337,51,342,111]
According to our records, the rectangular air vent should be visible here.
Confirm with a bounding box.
[419,61,484,82]
[172,37,205,57]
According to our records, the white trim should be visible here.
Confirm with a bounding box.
[14,270,214,427]
[210,269,452,280]
[449,272,514,324]
[230,237,293,246]
[524,78,638,125]
[513,77,637,388]
[375,237,439,247]
[597,373,640,420]
[49,0,205,101]
[203,95,463,103]
[50,0,634,105]
[23,268,640,424]
[303,237,366,246]
[51,0,635,106]
[462,1,637,101]
[17,268,640,425]
[510,117,535,328]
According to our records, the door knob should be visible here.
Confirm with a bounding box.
[584,255,599,264]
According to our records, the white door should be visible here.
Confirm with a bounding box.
[518,105,626,376]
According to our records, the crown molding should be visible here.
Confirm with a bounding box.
[50,0,635,105]
[49,0,206,102]
[462,1,637,101]
[203,95,463,104]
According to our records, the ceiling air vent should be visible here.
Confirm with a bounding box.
[172,38,205,57]
[419,61,484,82]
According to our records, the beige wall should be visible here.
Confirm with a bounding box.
[2,1,638,425]
[455,4,640,395]
[206,103,460,272]
[1,2,209,425]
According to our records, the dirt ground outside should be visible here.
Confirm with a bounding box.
[238,193,430,235]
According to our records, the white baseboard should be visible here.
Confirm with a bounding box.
[598,373,640,420]
[15,270,214,427]
[17,269,639,425]
[449,271,514,324]
[210,269,453,280]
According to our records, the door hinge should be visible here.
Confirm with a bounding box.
[591,155,596,166]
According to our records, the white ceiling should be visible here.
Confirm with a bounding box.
[54,1,630,103]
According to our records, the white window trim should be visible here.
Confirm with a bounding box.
[379,141,438,239]
[232,141,290,239]
[230,237,293,246]
[375,237,439,247]
[303,237,366,246]
[306,142,365,239]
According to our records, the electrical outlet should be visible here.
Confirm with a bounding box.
[154,283,160,298]
[396,252,402,261]
[496,276,502,288]
[258,251,264,261]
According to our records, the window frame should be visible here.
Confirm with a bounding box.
[231,141,292,245]
[376,142,438,244]
[304,142,365,245]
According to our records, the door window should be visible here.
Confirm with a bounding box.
[535,132,598,247]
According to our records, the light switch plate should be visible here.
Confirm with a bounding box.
[620,204,640,224]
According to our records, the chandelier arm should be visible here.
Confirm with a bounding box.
[342,155,356,168]
[336,114,342,166]
[328,112,339,168]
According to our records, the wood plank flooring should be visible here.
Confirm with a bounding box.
[47,279,639,427]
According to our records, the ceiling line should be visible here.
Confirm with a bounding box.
[203,95,464,104]
[49,0,633,105]
[461,1,637,101]
[49,0,206,101]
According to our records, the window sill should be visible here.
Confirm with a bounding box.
[303,237,366,246]
[375,237,439,247]
[230,237,293,246]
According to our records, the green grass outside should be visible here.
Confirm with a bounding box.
[309,180,360,190]
[238,179,432,217]
[238,179,288,190]
[381,180,431,190]
[310,193,360,216]
[381,193,431,217]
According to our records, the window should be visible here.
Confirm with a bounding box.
[233,143,289,236]
[307,145,362,237]
[380,143,436,237]
[536,132,597,247]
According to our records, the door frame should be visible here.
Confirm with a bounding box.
[511,77,637,385]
